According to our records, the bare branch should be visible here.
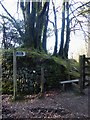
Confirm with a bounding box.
[39,2,49,17]
[48,19,55,27]
[0,1,24,37]
[69,1,90,16]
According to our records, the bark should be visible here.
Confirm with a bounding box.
[58,0,65,57]
[52,1,58,55]
[31,2,36,42]
[42,3,49,53]
[20,1,36,47]
[64,1,70,59]
[34,2,42,49]
[20,1,49,49]
[35,2,49,50]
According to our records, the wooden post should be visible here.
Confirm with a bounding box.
[0,52,2,93]
[40,67,44,93]
[13,49,17,99]
[67,59,70,80]
[82,55,85,89]
[0,49,2,119]
[79,55,84,93]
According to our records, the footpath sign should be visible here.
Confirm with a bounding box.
[16,51,26,56]
[13,50,25,100]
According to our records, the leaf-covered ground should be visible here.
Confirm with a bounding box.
[2,88,89,119]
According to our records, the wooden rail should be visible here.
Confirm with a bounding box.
[60,79,79,84]
[60,55,90,92]
[60,79,79,91]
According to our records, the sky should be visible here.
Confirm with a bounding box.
[0,0,89,60]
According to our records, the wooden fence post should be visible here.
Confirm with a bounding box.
[82,55,85,89]
[40,67,44,93]
[79,55,84,93]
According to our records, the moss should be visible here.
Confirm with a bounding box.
[2,49,80,94]
[52,56,67,68]
[67,59,80,79]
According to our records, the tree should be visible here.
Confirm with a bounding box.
[63,0,70,59]
[0,1,49,51]
[0,1,24,46]
[0,0,90,57]
[52,0,58,55]
[58,0,90,58]
[20,1,49,50]
[42,3,49,53]
[0,17,22,49]
[58,0,66,57]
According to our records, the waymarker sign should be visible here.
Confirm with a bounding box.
[16,51,26,56]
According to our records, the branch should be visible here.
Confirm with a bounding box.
[0,1,24,37]
[48,19,55,27]
[69,3,89,41]
[39,2,49,17]
[0,1,16,23]
[69,1,90,16]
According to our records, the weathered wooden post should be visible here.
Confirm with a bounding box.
[79,55,85,93]
[79,55,83,93]
[0,49,2,119]
[13,49,17,99]
[66,59,70,80]
[13,51,25,99]
[40,67,44,93]
[82,55,85,89]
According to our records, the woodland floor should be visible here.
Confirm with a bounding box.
[1,87,90,119]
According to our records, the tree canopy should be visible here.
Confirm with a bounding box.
[0,0,90,58]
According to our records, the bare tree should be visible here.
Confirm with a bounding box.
[58,0,66,57]
[42,3,49,53]
[64,0,70,59]
[52,0,58,56]
[20,1,49,49]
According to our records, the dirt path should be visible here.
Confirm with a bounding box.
[2,88,90,119]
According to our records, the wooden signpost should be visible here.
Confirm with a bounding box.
[13,49,17,99]
[13,49,25,99]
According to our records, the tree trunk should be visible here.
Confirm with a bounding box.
[42,3,49,53]
[20,1,49,50]
[24,2,34,47]
[35,2,49,50]
[64,1,70,59]
[58,0,65,57]
[52,1,58,55]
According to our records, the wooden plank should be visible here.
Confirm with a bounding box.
[60,79,79,84]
